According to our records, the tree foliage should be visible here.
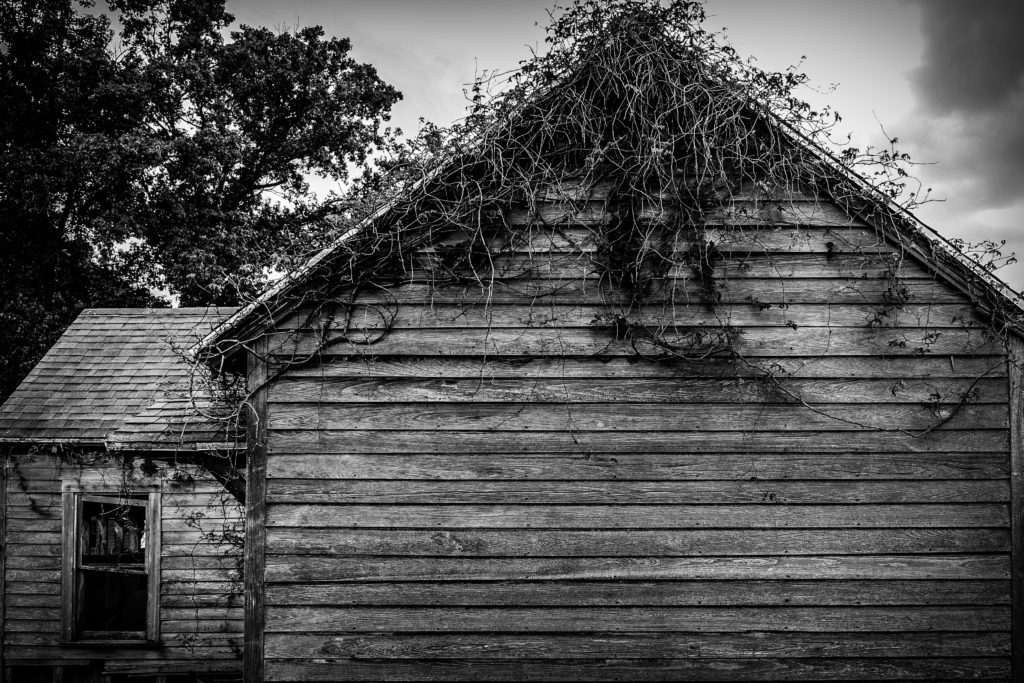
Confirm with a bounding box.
[0,0,400,399]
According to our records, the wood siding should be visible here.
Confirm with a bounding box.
[2,453,243,676]
[260,197,1013,681]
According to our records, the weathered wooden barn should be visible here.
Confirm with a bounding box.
[0,308,244,682]
[190,16,1024,680]
[198,169,1024,680]
[5,4,1024,682]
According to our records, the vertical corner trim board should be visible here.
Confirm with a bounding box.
[1007,336,1024,679]
[0,452,7,675]
[245,336,269,683]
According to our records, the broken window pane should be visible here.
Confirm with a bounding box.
[78,495,148,635]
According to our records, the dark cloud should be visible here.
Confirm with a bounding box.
[900,0,1024,210]
[909,0,1024,113]
[905,95,1024,204]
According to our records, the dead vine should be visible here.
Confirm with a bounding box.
[190,0,1024,482]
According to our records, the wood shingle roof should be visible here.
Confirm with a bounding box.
[0,307,234,446]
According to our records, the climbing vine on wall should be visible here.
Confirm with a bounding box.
[190,0,1024,499]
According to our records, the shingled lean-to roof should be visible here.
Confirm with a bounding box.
[0,307,238,451]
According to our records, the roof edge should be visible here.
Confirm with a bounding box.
[193,107,1024,364]
[0,437,106,447]
[191,161,456,364]
[106,442,245,453]
[775,114,1024,337]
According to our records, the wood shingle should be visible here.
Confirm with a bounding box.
[0,307,233,445]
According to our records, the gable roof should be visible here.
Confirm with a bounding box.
[194,13,1024,361]
[195,121,1024,367]
[0,307,236,448]
[193,167,447,367]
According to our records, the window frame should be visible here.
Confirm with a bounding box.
[61,484,161,644]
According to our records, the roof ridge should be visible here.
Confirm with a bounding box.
[81,306,237,315]
[191,14,1024,359]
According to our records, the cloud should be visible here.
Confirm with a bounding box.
[901,0,1024,210]
[906,88,1024,205]
[909,0,1024,113]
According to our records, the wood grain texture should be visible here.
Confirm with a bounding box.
[278,355,1008,380]
[266,451,1010,481]
[271,375,1007,405]
[267,429,1009,454]
[1,454,242,673]
[507,198,870,227]
[0,454,6,672]
[265,503,1010,529]
[264,605,1010,633]
[362,253,937,282]
[5,644,242,662]
[264,527,1010,556]
[59,489,75,643]
[146,490,161,641]
[420,224,890,254]
[263,656,1011,681]
[1007,336,1024,679]
[265,479,1010,505]
[263,554,1009,582]
[264,630,1011,659]
[282,302,986,332]
[273,325,1001,358]
[268,402,1007,432]
[335,278,972,306]
[264,579,1010,607]
[245,336,269,683]
[257,186,1015,681]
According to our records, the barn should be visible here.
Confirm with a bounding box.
[0,308,245,681]
[191,5,1024,681]
[3,2,1023,681]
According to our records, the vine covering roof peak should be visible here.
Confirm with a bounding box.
[193,0,1024,362]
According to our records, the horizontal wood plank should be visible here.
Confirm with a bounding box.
[366,253,936,282]
[3,633,241,648]
[425,224,889,254]
[283,302,986,332]
[266,452,1010,480]
[264,630,1010,659]
[273,326,1001,358]
[264,527,1010,556]
[508,198,867,227]
[270,375,1007,405]
[277,355,1008,380]
[263,605,1009,633]
[265,657,1010,681]
[267,429,1009,454]
[267,402,1006,432]
[339,278,972,306]
[264,579,1009,607]
[265,503,1009,529]
[5,531,62,545]
[163,555,243,571]
[266,479,1010,505]
[263,554,1008,582]
[5,644,240,662]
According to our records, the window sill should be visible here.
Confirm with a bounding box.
[62,639,163,649]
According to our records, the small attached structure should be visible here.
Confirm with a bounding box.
[0,308,244,682]
[197,11,1024,681]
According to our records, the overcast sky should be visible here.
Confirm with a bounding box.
[230,0,1024,292]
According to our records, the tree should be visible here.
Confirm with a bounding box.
[0,0,401,399]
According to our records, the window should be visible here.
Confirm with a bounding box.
[61,487,161,642]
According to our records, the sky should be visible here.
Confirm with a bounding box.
[229,0,1024,292]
